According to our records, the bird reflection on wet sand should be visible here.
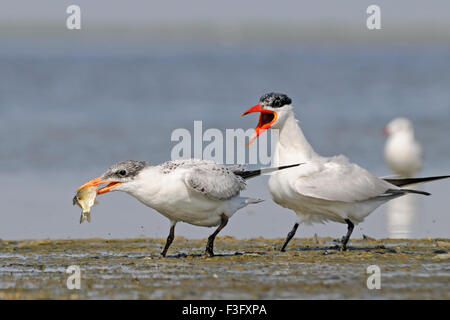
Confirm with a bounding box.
[386,192,422,239]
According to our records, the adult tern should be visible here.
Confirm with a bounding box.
[242,92,449,251]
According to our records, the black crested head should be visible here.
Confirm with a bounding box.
[102,160,149,181]
[259,92,292,108]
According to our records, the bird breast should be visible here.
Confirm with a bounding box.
[384,134,422,176]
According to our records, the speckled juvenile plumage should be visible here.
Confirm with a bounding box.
[101,160,149,181]
[158,159,246,200]
[90,158,295,257]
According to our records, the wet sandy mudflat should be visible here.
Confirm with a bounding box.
[0,237,449,299]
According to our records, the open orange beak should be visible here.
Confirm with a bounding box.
[77,177,122,195]
[241,104,277,146]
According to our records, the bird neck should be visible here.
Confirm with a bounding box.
[274,111,318,165]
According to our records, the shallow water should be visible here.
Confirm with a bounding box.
[0,237,448,299]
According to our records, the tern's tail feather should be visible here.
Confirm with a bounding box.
[245,198,264,205]
[386,188,431,196]
[235,163,303,180]
[384,175,450,187]
[234,198,264,211]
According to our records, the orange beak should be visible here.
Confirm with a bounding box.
[241,104,277,146]
[383,126,390,135]
[77,177,122,195]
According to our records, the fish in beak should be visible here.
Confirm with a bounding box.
[73,186,98,223]
[77,177,122,195]
[241,104,278,145]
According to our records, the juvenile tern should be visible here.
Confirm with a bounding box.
[384,117,423,177]
[242,92,449,251]
[77,159,300,257]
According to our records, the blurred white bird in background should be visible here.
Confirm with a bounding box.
[384,117,423,178]
[384,117,423,238]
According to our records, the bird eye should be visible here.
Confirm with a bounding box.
[118,170,127,176]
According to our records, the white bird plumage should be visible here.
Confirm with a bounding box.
[384,117,423,177]
[267,106,403,226]
[122,159,258,228]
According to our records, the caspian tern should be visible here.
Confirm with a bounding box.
[242,92,449,251]
[384,117,423,177]
[77,159,300,257]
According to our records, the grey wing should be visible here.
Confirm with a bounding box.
[293,156,396,202]
[160,159,216,173]
[227,164,246,173]
[185,164,247,201]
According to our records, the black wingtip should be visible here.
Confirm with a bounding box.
[384,175,450,187]
[235,163,303,180]
[278,163,303,170]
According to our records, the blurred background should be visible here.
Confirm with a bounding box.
[0,0,449,240]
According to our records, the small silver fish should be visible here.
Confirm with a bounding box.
[73,186,98,224]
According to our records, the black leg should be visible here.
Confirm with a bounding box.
[280,223,299,252]
[205,214,228,257]
[161,224,176,257]
[341,219,354,251]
